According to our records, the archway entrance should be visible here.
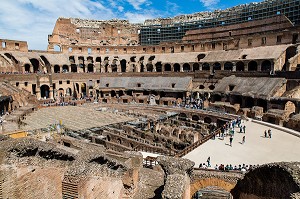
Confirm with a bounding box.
[236,61,245,71]
[248,61,258,71]
[40,85,50,99]
[174,63,180,72]
[121,59,126,72]
[190,178,236,198]
[164,64,171,71]
[261,60,272,71]
[81,83,87,97]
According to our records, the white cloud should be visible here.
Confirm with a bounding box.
[124,12,155,23]
[118,6,124,12]
[200,0,220,9]
[126,0,148,10]
[0,0,115,50]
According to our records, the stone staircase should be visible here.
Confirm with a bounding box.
[62,176,79,199]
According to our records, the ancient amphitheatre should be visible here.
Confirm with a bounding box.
[0,0,300,198]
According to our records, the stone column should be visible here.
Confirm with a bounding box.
[232,62,236,71]
[157,156,194,199]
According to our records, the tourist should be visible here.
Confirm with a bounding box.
[264,130,267,138]
[229,135,233,147]
[206,156,211,167]
[214,164,218,170]
[242,135,245,144]
[268,129,272,138]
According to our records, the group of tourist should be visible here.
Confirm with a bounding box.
[198,162,258,173]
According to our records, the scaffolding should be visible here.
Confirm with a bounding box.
[140,0,300,45]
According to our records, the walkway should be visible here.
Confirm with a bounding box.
[183,119,300,167]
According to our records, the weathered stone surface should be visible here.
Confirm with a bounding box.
[157,156,195,176]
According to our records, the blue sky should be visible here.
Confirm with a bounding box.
[0,0,258,50]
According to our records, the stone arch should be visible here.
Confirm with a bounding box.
[204,117,212,124]
[54,65,60,73]
[213,62,221,70]
[87,64,94,73]
[248,61,258,71]
[245,97,254,108]
[164,63,171,71]
[66,87,72,96]
[261,60,272,71]
[183,63,191,72]
[190,178,236,197]
[155,62,162,72]
[120,59,126,72]
[202,63,210,71]
[58,88,64,97]
[40,55,51,73]
[236,61,245,71]
[192,115,200,121]
[111,59,118,72]
[197,54,206,61]
[40,84,50,99]
[30,58,40,72]
[193,63,200,71]
[174,63,180,72]
[179,113,187,119]
[81,83,87,97]
[24,64,31,73]
[231,164,300,199]
[71,64,77,73]
[224,62,233,71]
[146,63,153,72]
[285,101,296,113]
[62,65,69,72]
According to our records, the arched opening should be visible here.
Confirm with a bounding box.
[199,85,205,89]
[193,63,200,71]
[58,88,64,97]
[261,60,272,71]
[40,85,50,99]
[191,181,234,199]
[54,65,60,73]
[66,88,72,96]
[24,64,31,73]
[120,59,126,72]
[62,65,69,73]
[204,117,212,124]
[208,85,215,90]
[236,61,245,71]
[224,62,233,71]
[231,95,243,105]
[111,59,118,72]
[192,115,200,121]
[111,90,116,97]
[87,64,94,73]
[257,99,268,112]
[174,63,180,72]
[53,45,61,52]
[183,63,191,72]
[81,83,87,97]
[71,64,77,73]
[107,135,111,141]
[179,113,187,120]
[146,64,153,72]
[155,62,162,72]
[30,58,39,73]
[40,55,51,73]
[197,54,206,61]
[248,61,258,71]
[164,64,171,71]
[245,97,254,108]
[202,63,210,70]
[213,62,221,70]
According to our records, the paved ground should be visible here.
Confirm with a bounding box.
[20,106,134,131]
[183,119,300,167]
